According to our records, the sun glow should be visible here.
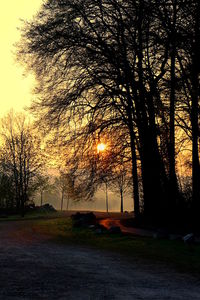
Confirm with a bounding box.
[0,0,42,117]
[97,143,106,153]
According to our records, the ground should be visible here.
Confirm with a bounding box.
[0,218,200,299]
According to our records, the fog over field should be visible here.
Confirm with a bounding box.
[34,188,133,212]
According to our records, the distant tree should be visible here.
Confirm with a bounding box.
[0,172,15,210]
[96,149,113,213]
[34,174,52,206]
[54,170,76,211]
[0,111,45,216]
[111,162,132,213]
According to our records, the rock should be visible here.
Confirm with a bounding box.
[94,223,108,234]
[108,226,121,234]
[71,212,96,227]
[183,233,195,244]
[40,203,56,212]
[88,225,95,229]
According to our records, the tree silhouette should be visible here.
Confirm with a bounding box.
[0,111,45,216]
[16,0,200,225]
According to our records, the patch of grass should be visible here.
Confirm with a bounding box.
[0,211,60,222]
[33,217,200,275]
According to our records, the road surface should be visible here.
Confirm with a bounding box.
[0,220,199,299]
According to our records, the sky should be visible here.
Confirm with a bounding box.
[0,0,43,117]
[0,1,134,212]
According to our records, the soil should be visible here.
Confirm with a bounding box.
[0,219,200,299]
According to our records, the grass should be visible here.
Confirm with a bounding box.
[32,217,200,275]
[0,211,60,222]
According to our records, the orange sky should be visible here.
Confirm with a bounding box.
[0,0,43,117]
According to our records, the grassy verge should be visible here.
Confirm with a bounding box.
[0,211,61,222]
[32,217,200,275]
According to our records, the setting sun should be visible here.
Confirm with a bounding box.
[97,143,106,153]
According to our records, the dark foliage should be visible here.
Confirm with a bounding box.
[16,0,200,226]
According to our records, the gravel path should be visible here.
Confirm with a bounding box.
[0,220,199,299]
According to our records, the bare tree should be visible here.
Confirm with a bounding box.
[35,174,51,206]
[16,0,200,224]
[0,111,45,216]
[54,170,77,211]
[111,162,132,213]
[0,172,15,211]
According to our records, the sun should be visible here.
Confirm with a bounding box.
[97,143,106,153]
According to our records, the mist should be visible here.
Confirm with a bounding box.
[34,188,134,212]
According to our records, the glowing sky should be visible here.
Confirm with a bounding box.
[0,0,43,117]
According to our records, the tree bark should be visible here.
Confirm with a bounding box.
[129,126,140,217]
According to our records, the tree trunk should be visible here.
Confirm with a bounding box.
[120,188,123,213]
[139,122,168,223]
[137,77,169,222]
[21,198,25,218]
[105,181,108,213]
[191,2,200,219]
[191,57,200,213]
[61,192,64,211]
[66,195,70,211]
[168,0,179,217]
[40,191,43,206]
[169,43,178,205]
[129,126,140,217]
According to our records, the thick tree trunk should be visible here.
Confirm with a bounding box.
[168,1,179,218]
[169,45,178,202]
[139,121,168,224]
[191,65,200,216]
[192,97,199,210]
[191,3,200,219]
[136,0,157,220]
[191,75,200,221]
[129,126,140,217]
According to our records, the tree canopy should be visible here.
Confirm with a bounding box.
[16,0,200,225]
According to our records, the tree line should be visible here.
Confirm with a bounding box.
[0,111,78,215]
[16,0,200,226]
[0,112,44,215]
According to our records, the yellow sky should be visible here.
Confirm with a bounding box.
[0,0,43,117]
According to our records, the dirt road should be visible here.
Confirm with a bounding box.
[0,220,199,299]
